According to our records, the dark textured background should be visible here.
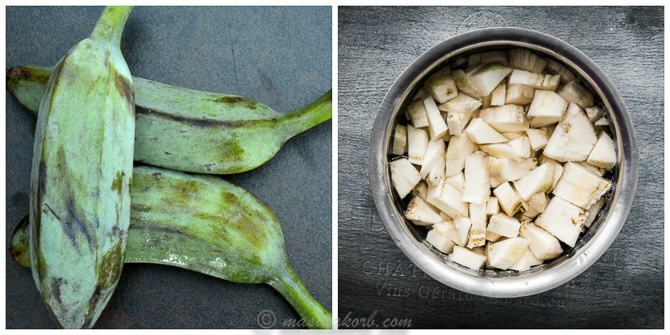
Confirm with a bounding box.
[338,6,663,329]
[5,6,331,328]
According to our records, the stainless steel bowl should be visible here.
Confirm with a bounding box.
[368,27,638,298]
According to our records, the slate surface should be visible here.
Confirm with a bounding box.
[5,6,331,329]
[338,6,663,329]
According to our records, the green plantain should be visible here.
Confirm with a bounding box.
[7,65,332,174]
[12,165,332,329]
[29,6,135,328]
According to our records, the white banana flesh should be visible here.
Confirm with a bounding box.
[490,82,506,106]
[467,203,487,248]
[462,151,491,204]
[445,134,477,176]
[479,143,525,162]
[545,58,576,84]
[505,84,535,105]
[535,197,588,247]
[423,68,458,104]
[509,248,543,271]
[407,99,430,128]
[557,80,594,109]
[526,128,548,151]
[493,182,522,217]
[519,222,563,260]
[527,90,568,127]
[487,237,531,270]
[426,229,455,254]
[405,196,444,226]
[392,124,407,155]
[407,124,429,165]
[543,103,598,162]
[489,157,537,187]
[426,177,469,218]
[469,63,512,97]
[486,197,500,215]
[452,68,482,100]
[585,197,606,228]
[508,69,560,91]
[450,246,487,270]
[390,158,423,198]
[508,48,547,73]
[423,97,449,140]
[419,139,446,178]
[587,132,617,170]
[480,104,529,132]
[513,162,555,201]
[509,136,531,159]
[585,106,603,122]
[552,162,611,209]
[487,214,521,238]
[465,118,509,144]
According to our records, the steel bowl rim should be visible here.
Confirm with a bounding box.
[368,27,638,298]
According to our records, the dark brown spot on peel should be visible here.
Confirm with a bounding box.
[164,151,172,155]
[208,96,259,110]
[111,171,125,196]
[113,71,134,111]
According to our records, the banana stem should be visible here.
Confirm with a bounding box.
[281,90,332,138]
[269,263,332,329]
[90,6,133,45]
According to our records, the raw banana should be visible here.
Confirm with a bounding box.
[29,6,134,329]
[12,166,332,329]
[7,65,332,174]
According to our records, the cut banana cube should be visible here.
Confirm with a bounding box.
[392,124,407,155]
[527,90,568,127]
[557,80,594,109]
[445,134,477,176]
[462,151,491,204]
[450,246,487,270]
[594,117,610,127]
[423,68,458,104]
[407,99,430,128]
[552,162,611,209]
[452,68,482,100]
[405,196,444,226]
[519,222,563,260]
[577,161,605,176]
[545,58,576,84]
[411,181,428,201]
[490,82,506,106]
[487,213,521,238]
[426,177,469,218]
[513,162,555,201]
[469,63,513,97]
[486,230,502,242]
[587,132,617,170]
[508,69,560,91]
[526,128,548,151]
[535,197,588,247]
[487,237,531,270]
[445,113,467,136]
[489,157,537,187]
[407,124,430,165]
[426,229,456,254]
[445,172,465,192]
[479,143,525,162]
[437,217,470,246]
[438,92,482,114]
[486,197,500,215]
[465,118,509,144]
[505,84,535,105]
[502,132,525,140]
[508,48,547,73]
[419,139,446,179]
[509,136,531,159]
[543,103,598,162]
[480,104,529,132]
[493,182,522,216]
[585,197,606,228]
[509,248,543,271]
[423,97,449,140]
[390,158,422,198]
[585,106,603,123]
[467,203,487,248]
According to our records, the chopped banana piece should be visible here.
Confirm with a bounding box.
[486,197,500,215]
[519,222,563,260]
[545,58,576,84]
[493,182,522,216]
[480,104,529,132]
[489,157,537,187]
[508,69,560,91]
[450,246,487,270]
[424,68,458,104]
[445,172,465,192]
[407,99,430,128]
[490,82,507,106]
[411,181,428,201]
[427,229,456,253]
[405,196,444,226]
[508,48,547,73]
[390,158,422,198]
[407,124,430,165]
[445,134,477,176]
[502,131,526,140]
[452,68,482,100]
[480,50,509,66]
[527,90,568,127]
[392,124,408,155]
[535,197,588,247]
[587,132,617,170]
[467,203,487,248]
[513,163,555,201]
[479,143,525,162]
[509,136,531,159]
[585,197,606,228]
[423,97,449,140]
[465,118,509,144]
[488,237,531,270]
[526,128,548,151]
[553,162,611,209]
[426,177,469,218]
[505,84,535,105]
[438,92,482,114]
[509,248,543,271]
[420,139,446,179]
[585,106,603,123]
[462,152,491,204]
[594,117,610,126]
[543,103,598,162]
[435,217,469,247]
[557,80,594,109]
[486,230,502,242]
[577,161,605,176]
[488,213,521,238]
[469,63,513,97]
[445,112,467,136]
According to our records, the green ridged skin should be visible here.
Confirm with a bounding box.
[29,6,135,328]
[7,65,332,174]
[13,166,332,329]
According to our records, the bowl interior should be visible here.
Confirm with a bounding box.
[383,41,624,280]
